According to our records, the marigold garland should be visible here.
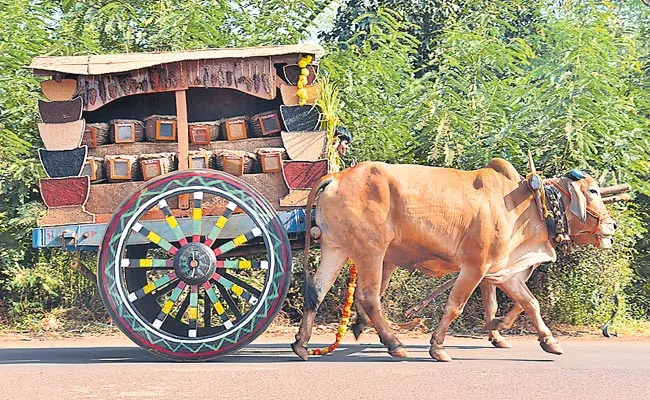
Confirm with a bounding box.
[308,262,358,356]
[297,55,313,106]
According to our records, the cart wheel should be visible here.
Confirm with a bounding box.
[97,169,292,361]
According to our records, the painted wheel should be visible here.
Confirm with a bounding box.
[97,169,292,361]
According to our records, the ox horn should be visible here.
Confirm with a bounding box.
[527,150,536,174]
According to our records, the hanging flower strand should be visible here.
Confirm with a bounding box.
[308,262,358,356]
[296,54,313,106]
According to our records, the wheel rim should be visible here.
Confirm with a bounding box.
[98,170,291,359]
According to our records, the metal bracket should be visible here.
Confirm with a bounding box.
[60,229,78,249]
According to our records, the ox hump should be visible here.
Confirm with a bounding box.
[487,158,521,181]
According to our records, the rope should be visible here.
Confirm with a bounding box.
[602,293,619,338]
[308,262,358,356]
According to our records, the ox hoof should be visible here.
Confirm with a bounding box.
[388,346,409,358]
[539,339,564,355]
[429,347,453,362]
[291,342,309,361]
[490,338,512,349]
[351,323,365,340]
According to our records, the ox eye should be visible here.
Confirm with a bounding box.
[589,189,599,195]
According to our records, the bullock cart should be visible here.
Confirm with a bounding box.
[29,44,332,360]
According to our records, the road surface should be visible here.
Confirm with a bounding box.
[0,333,649,400]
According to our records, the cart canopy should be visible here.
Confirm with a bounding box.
[29,44,324,76]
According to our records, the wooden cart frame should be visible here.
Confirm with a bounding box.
[30,44,328,360]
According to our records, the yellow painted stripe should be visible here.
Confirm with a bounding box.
[239,260,252,269]
[189,307,198,320]
[216,216,228,229]
[143,282,156,294]
[147,231,162,244]
[141,259,153,267]
[233,235,247,246]
[232,285,243,296]
[161,300,174,314]
[193,208,202,220]
[166,216,178,229]
[214,302,225,314]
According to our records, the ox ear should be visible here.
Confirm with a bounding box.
[568,180,587,222]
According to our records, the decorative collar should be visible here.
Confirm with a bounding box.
[543,183,573,252]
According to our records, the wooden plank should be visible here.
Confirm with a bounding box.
[86,181,143,214]
[29,44,325,76]
[87,136,284,158]
[175,90,189,170]
[600,184,631,197]
[175,90,190,209]
[85,172,288,215]
[37,206,95,227]
[33,209,307,248]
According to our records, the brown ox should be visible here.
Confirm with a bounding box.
[292,159,616,361]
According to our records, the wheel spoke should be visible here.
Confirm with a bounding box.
[216,258,269,270]
[131,222,179,256]
[188,285,199,337]
[216,282,243,320]
[221,271,262,298]
[204,201,237,247]
[192,192,203,242]
[213,227,262,257]
[128,271,178,302]
[211,272,258,305]
[202,282,233,329]
[159,199,188,246]
[202,289,211,329]
[121,258,174,269]
[152,281,187,329]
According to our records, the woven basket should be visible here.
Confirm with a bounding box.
[250,111,282,137]
[213,149,257,176]
[144,115,177,142]
[188,121,221,144]
[41,79,78,101]
[104,155,141,182]
[139,153,176,181]
[280,105,321,132]
[188,150,214,169]
[256,147,288,173]
[83,123,109,148]
[109,119,145,143]
[37,119,85,151]
[82,156,105,182]
[222,116,249,141]
[38,97,83,123]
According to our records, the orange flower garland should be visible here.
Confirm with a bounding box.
[308,262,358,356]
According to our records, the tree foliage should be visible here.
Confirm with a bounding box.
[323,0,650,325]
[321,9,421,163]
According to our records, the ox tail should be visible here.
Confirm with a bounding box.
[302,174,337,311]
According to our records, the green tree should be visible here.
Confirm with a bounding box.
[321,9,421,164]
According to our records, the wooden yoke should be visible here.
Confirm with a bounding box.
[175,90,190,209]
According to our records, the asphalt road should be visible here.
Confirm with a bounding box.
[0,333,649,400]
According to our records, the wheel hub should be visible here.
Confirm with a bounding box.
[173,242,217,284]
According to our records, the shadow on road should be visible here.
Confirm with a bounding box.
[0,343,554,365]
